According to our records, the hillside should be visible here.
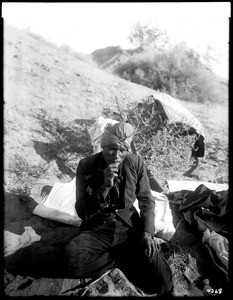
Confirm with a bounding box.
[4,25,228,196]
[4,24,166,199]
[4,24,229,297]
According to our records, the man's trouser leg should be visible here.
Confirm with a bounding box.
[138,252,173,295]
[65,227,116,278]
[114,237,173,295]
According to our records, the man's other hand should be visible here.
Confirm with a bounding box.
[142,232,164,258]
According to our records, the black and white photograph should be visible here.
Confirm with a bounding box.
[3,2,229,297]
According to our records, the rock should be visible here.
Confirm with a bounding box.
[209,154,217,161]
[81,268,145,297]
[184,254,201,284]
[202,279,213,296]
[216,177,227,184]
[4,227,41,256]
[218,154,226,162]
[207,148,217,155]
[59,278,83,296]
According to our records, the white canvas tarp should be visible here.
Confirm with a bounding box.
[41,178,176,240]
[156,93,204,137]
[167,180,228,192]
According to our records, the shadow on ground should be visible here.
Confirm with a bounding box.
[33,117,94,178]
[5,118,95,279]
[4,192,79,279]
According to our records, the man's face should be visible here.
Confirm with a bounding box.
[102,144,128,166]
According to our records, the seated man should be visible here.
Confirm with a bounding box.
[65,122,173,295]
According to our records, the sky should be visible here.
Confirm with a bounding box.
[2,2,230,79]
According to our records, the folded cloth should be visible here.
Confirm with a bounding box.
[202,229,229,271]
[134,190,175,240]
[42,178,78,216]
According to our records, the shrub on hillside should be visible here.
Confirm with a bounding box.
[5,111,94,193]
[5,154,49,194]
[126,98,195,183]
[147,127,194,183]
[102,96,195,185]
[114,45,224,103]
[35,109,93,160]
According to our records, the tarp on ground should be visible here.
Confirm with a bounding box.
[167,180,228,192]
[41,178,176,240]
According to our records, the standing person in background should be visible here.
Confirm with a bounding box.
[65,122,173,295]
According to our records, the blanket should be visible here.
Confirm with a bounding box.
[167,184,229,281]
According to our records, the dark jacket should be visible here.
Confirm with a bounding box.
[75,152,155,235]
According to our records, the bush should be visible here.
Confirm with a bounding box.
[114,45,225,103]
[35,108,93,164]
[102,95,196,186]
[125,97,195,184]
[147,126,194,184]
[5,154,49,193]
[5,111,94,193]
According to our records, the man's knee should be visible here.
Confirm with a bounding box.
[65,235,88,276]
[65,234,114,278]
[65,235,82,256]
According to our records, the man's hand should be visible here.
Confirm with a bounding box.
[103,163,119,188]
[142,232,164,258]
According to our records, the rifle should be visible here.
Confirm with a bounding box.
[115,96,138,155]
[114,97,163,192]
[115,96,127,122]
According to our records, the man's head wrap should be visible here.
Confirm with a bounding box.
[100,122,134,150]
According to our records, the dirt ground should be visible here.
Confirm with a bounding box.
[4,24,229,297]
